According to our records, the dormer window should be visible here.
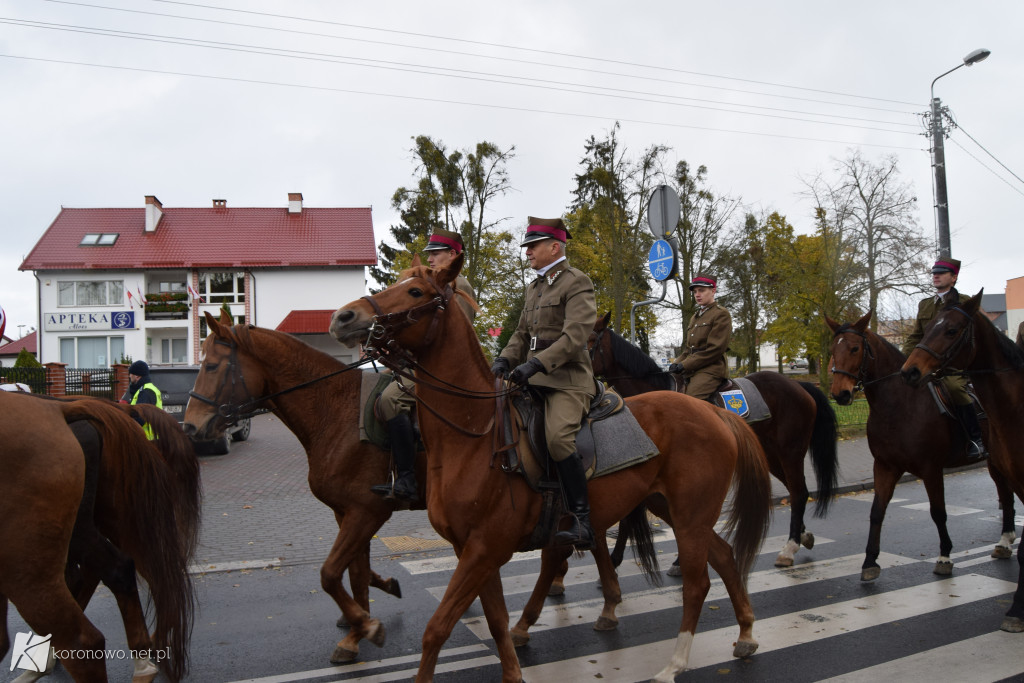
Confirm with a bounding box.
[80,233,119,246]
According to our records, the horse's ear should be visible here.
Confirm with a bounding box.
[597,311,611,331]
[205,311,226,338]
[435,252,464,290]
[824,315,841,334]
[411,253,423,268]
[964,289,984,314]
[853,311,872,332]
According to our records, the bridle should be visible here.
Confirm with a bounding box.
[911,305,975,377]
[830,328,875,392]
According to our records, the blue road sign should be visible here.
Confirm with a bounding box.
[648,239,677,281]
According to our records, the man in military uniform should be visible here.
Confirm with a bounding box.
[491,217,598,550]
[902,257,986,462]
[669,274,732,402]
[370,228,478,501]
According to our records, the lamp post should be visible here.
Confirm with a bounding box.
[929,48,990,259]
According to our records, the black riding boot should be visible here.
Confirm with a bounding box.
[553,453,595,550]
[371,413,419,501]
[955,403,988,463]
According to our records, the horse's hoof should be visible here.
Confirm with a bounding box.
[331,644,359,663]
[384,578,402,598]
[934,559,954,576]
[666,564,682,578]
[992,546,1013,559]
[548,582,565,597]
[861,566,880,582]
[774,553,794,567]
[800,531,815,549]
[1001,617,1024,633]
[732,639,759,658]
[366,619,386,647]
[336,615,348,628]
[594,616,618,631]
[511,630,530,647]
[132,659,159,683]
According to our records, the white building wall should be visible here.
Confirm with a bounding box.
[249,268,365,330]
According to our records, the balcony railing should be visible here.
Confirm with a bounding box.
[145,292,189,320]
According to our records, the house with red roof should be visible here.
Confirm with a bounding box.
[20,194,376,368]
[0,330,38,368]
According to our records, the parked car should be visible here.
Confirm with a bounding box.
[148,365,251,455]
[788,358,809,369]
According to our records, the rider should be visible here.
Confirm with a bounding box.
[491,216,598,550]
[668,274,732,402]
[128,360,163,440]
[901,257,987,462]
[370,228,477,502]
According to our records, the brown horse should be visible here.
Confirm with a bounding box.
[827,311,1016,582]
[900,291,1024,632]
[0,393,199,682]
[329,254,772,682]
[590,312,838,566]
[183,311,407,664]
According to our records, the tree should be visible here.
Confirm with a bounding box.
[14,348,40,368]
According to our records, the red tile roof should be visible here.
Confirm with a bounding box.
[276,310,335,334]
[20,205,377,271]
[0,331,37,357]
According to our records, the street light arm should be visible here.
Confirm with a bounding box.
[931,63,964,100]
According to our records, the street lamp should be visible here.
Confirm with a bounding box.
[929,48,990,259]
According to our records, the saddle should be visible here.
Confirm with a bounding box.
[712,377,772,423]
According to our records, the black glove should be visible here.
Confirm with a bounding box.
[491,357,511,378]
[668,362,684,374]
[510,357,545,385]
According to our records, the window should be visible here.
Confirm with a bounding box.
[199,314,245,339]
[79,233,119,246]
[161,338,188,364]
[59,336,125,368]
[58,280,125,307]
[199,271,245,304]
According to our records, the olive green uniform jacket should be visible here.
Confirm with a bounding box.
[672,302,731,400]
[901,291,972,405]
[499,262,597,461]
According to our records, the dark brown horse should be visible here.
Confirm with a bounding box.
[0,393,199,682]
[183,312,407,664]
[329,254,772,682]
[900,291,1024,632]
[590,312,838,566]
[827,311,1016,582]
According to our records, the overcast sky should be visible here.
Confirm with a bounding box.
[2,0,1022,340]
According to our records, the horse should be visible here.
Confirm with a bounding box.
[0,393,199,682]
[900,290,1024,632]
[329,253,773,682]
[826,311,1017,583]
[589,312,838,567]
[183,311,408,664]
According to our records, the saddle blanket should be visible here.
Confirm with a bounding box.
[718,376,771,423]
[359,370,392,447]
[579,404,660,479]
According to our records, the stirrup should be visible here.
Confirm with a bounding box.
[965,441,989,463]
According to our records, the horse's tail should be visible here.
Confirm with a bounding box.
[60,399,199,682]
[715,409,772,583]
[798,381,839,518]
[614,503,661,587]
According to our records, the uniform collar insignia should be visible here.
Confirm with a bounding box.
[546,268,564,286]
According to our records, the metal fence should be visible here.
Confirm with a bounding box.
[830,397,869,427]
[64,367,116,400]
[1,367,47,394]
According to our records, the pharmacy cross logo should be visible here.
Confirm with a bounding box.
[10,632,52,672]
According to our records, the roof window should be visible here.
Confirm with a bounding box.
[80,233,119,246]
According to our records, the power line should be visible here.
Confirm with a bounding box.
[1,17,919,134]
[40,0,923,114]
[947,137,1024,199]
[952,123,1024,188]
[0,53,924,151]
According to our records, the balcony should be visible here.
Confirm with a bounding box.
[144,292,189,321]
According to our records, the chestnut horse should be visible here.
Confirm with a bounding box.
[184,311,408,664]
[827,312,1016,582]
[900,291,1024,632]
[329,254,772,682]
[589,312,838,566]
[0,394,199,682]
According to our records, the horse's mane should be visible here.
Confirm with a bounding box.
[972,311,1024,371]
[234,324,358,376]
[607,329,675,391]
[835,322,905,360]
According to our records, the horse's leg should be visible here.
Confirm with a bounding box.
[322,512,390,663]
[1000,539,1024,632]
[336,546,402,629]
[862,462,900,581]
[707,533,758,656]
[591,533,623,631]
[477,571,524,683]
[989,463,1018,559]
[921,473,954,575]
[549,557,569,596]
[650,521,716,683]
[511,545,572,647]
[418,549,517,682]
[770,446,810,568]
[368,567,402,598]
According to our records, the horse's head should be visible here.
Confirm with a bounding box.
[901,289,983,387]
[588,311,613,375]
[330,252,464,357]
[184,310,261,441]
[826,310,872,405]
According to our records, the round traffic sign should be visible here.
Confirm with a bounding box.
[648,239,677,282]
[647,185,681,238]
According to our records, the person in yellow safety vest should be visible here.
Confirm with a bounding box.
[128,360,162,440]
